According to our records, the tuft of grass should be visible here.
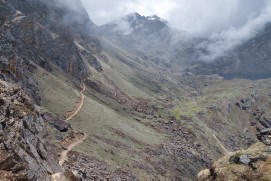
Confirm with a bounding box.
[170,99,206,120]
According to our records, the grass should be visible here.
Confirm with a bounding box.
[34,39,271,179]
[205,142,271,181]
[170,99,206,120]
[68,89,167,179]
[35,66,79,118]
[93,51,158,99]
[35,61,168,179]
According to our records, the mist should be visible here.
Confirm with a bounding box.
[80,0,271,60]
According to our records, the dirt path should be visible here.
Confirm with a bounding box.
[59,133,87,166]
[52,65,127,180]
[52,84,87,180]
[64,65,126,121]
[64,83,85,121]
[51,133,87,180]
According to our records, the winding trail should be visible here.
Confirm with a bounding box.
[52,84,87,180]
[59,133,88,166]
[60,83,87,165]
[64,83,86,121]
[52,65,127,180]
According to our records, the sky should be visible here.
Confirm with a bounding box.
[81,0,270,36]
[80,0,271,59]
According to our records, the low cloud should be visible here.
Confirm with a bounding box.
[198,2,271,60]
[80,0,271,60]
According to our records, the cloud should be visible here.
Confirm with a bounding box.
[198,1,271,60]
[80,0,271,59]
[81,0,268,34]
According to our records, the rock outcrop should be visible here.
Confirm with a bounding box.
[0,80,61,180]
[42,112,70,132]
[197,142,271,181]
[0,0,105,104]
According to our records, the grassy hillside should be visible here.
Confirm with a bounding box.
[34,35,271,179]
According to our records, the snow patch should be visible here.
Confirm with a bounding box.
[74,41,86,51]
[12,10,25,23]
[49,31,60,39]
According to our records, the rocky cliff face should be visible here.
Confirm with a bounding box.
[0,0,104,104]
[0,1,105,179]
[0,80,61,180]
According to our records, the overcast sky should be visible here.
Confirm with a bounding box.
[80,0,271,59]
[81,0,271,36]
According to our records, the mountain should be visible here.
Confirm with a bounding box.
[0,0,104,104]
[0,80,62,180]
[190,22,271,79]
[100,12,189,67]
[1,0,271,180]
[102,13,271,79]
[100,12,171,45]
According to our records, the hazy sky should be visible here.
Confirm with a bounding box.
[80,0,271,59]
[81,0,271,36]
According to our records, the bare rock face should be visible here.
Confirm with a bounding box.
[0,0,105,104]
[0,80,61,180]
[41,112,70,132]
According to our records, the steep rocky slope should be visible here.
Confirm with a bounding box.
[0,0,104,104]
[0,80,61,180]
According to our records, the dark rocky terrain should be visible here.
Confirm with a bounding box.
[0,0,271,180]
[0,80,61,180]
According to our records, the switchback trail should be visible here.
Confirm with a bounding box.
[52,65,127,179]
[52,84,87,180]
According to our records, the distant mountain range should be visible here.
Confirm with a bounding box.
[101,12,271,79]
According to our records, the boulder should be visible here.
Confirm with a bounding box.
[260,128,271,134]
[42,112,70,132]
[239,155,250,165]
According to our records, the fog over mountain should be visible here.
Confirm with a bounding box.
[81,0,271,59]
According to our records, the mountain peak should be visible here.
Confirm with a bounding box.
[126,12,142,18]
[123,12,167,24]
[146,15,167,23]
[119,12,168,31]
